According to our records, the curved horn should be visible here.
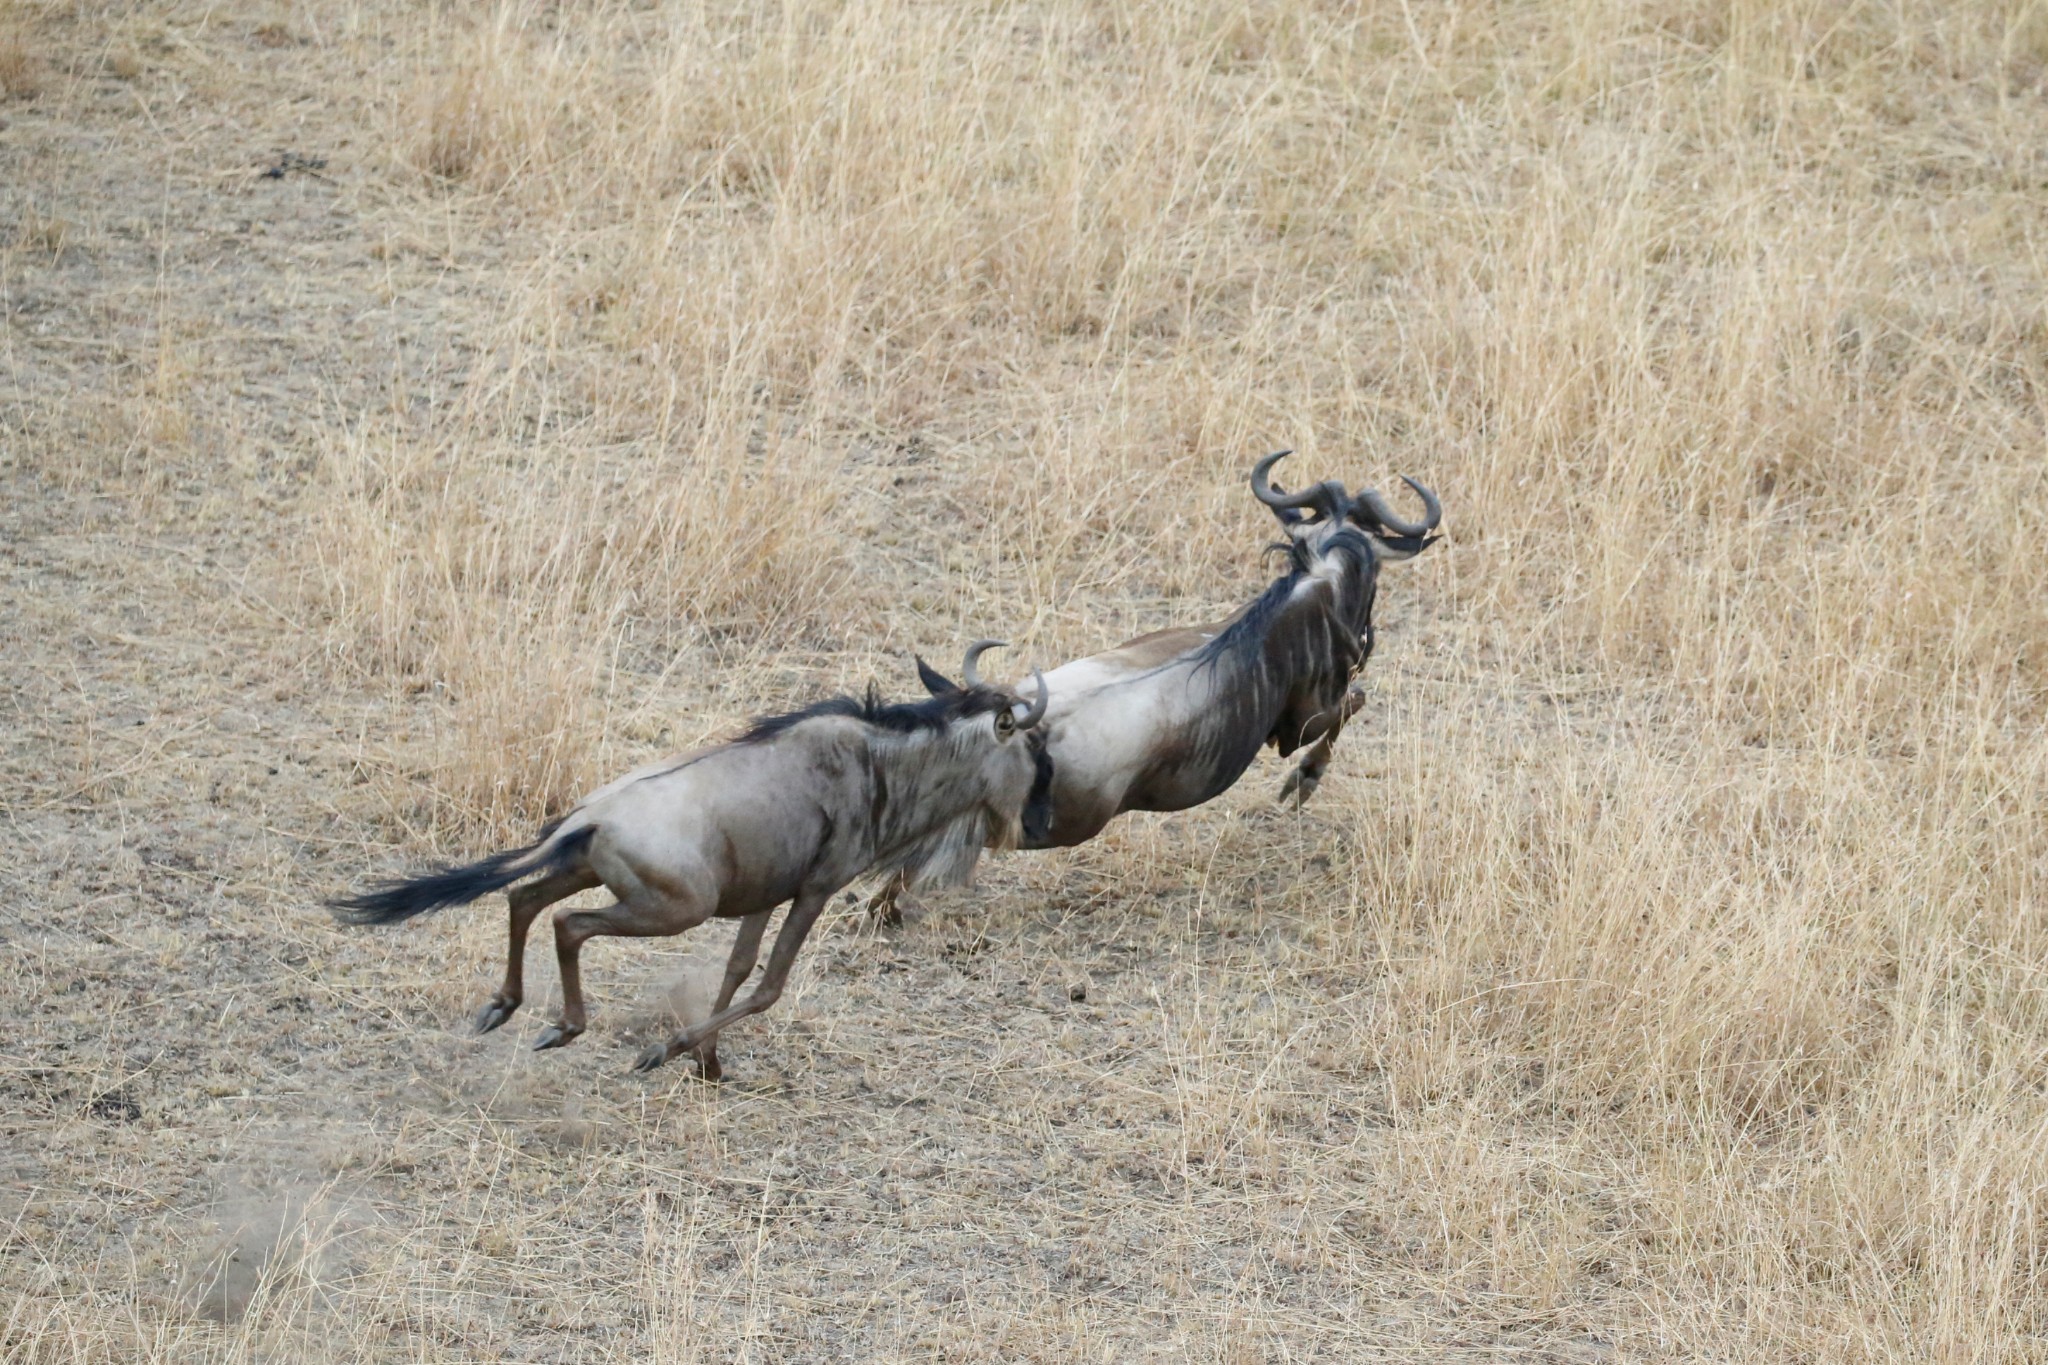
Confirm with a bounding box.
[1012,669,1049,730]
[1354,475,1441,537]
[1251,450,1347,522]
[961,639,1007,689]
[1250,451,1321,511]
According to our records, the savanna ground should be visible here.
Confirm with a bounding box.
[4,0,2047,1358]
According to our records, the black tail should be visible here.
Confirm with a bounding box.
[330,825,595,926]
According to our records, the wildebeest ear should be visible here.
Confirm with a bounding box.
[914,655,959,695]
[865,680,883,712]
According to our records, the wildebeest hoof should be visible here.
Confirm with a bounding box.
[474,997,519,1035]
[631,1043,670,1073]
[693,1047,723,1083]
[533,1023,581,1051]
[1278,771,1317,806]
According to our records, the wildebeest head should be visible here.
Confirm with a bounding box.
[1249,450,1442,562]
[880,640,1048,855]
[912,639,1056,849]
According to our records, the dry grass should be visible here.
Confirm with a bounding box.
[0,24,37,103]
[5,0,2048,1359]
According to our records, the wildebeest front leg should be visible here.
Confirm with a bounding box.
[634,891,831,1074]
[476,866,599,1035]
[1278,686,1367,807]
[689,909,771,1082]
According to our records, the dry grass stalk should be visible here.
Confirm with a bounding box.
[0,25,37,101]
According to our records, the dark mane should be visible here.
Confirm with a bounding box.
[1192,573,1294,678]
[1193,526,1377,678]
[737,685,1012,745]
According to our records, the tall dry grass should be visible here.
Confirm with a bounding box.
[334,1,2048,691]
[272,0,2048,1355]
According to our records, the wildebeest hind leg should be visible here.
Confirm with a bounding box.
[535,888,710,1051]
[476,866,599,1035]
[636,891,830,1073]
[690,909,771,1082]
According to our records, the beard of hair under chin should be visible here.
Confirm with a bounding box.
[984,804,1023,854]
[902,807,1013,891]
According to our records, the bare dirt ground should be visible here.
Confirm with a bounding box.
[5,1,2048,1360]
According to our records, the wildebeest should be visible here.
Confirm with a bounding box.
[870,452,1438,918]
[332,645,1049,1078]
